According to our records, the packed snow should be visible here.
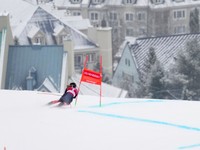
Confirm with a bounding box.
[0,89,200,150]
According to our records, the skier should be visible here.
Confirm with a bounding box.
[50,82,78,106]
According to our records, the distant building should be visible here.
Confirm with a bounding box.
[53,0,200,56]
[0,9,126,97]
[112,33,200,91]
[0,1,113,77]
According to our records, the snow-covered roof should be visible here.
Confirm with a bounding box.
[53,24,65,36]
[12,6,97,49]
[0,0,96,48]
[37,76,59,92]
[0,0,37,34]
[54,0,200,8]
[69,74,128,98]
[129,33,200,71]
[115,36,137,59]
[41,3,92,30]
[27,25,41,38]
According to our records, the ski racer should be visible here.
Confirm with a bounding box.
[50,82,78,106]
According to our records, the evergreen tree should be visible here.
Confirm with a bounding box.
[189,8,199,33]
[136,47,165,98]
[165,38,200,100]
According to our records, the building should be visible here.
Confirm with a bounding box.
[0,12,14,90]
[0,0,113,77]
[0,5,126,97]
[112,33,200,93]
[53,0,200,56]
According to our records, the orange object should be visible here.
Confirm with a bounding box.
[81,68,102,85]
[75,55,103,106]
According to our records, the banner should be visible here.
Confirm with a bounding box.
[75,55,102,107]
[81,68,102,85]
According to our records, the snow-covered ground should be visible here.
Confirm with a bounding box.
[0,89,200,150]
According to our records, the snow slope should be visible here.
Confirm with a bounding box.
[0,89,200,150]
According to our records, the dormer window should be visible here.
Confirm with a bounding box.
[28,26,45,45]
[53,25,68,45]
[124,0,136,4]
[70,0,82,4]
[92,0,103,4]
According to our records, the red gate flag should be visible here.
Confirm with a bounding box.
[75,55,103,107]
[81,68,102,85]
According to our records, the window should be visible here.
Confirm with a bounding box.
[137,12,146,21]
[92,0,102,4]
[122,72,134,82]
[138,27,146,35]
[35,37,42,44]
[174,26,186,34]
[90,12,99,21]
[155,0,162,3]
[88,53,95,62]
[125,58,130,66]
[126,28,134,36]
[125,13,134,21]
[75,55,83,68]
[124,0,135,4]
[110,12,118,21]
[73,11,81,16]
[152,0,163,4]
[173,10,186,20]
[71,0,81,4]
[59,35,67,44]
[173,0,185,2]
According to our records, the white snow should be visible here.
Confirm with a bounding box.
[0,89,200,150]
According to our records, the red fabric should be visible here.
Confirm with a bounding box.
[81,68,102,85]
[65,86,78,98]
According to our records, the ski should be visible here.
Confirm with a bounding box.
[47,100,71,108]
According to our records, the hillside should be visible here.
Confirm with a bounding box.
[0,90,200,150]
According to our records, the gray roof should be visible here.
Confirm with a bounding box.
[6,45,64,91]
[129,33,200,72]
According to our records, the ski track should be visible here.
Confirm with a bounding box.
[79,100,200,149]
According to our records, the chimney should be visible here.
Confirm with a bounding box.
[61,34,74,92]
[96,27,113,77]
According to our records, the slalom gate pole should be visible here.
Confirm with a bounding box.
[75,55,88,106]
[99,55,102,107]
[75,80,82,106]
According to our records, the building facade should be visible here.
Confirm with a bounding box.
[0,12,14,89]
[53,0,200,56]
[112,33,200,96]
